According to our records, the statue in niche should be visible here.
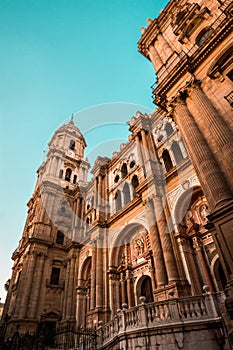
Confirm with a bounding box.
[135,238,145,256]
[185,210,193,226]
[199,204,210,223]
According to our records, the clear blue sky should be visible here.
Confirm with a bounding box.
[0,0,168,301]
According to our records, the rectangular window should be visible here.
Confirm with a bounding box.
[50,267,60,285]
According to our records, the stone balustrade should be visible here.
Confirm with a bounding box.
[98,291,222,349]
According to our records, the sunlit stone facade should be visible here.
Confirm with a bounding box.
[1,0,232,348]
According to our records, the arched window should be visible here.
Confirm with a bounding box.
[60,206,66,214]
[132,175,139,195]
[56,230,64,245]
[162,150,173,172]
[123,183,131,206]
[59,169,63,179]
[86,218,90,227]
[73,175,77,184]
[171,141,183,164]
[165,123,173,137]
[115,190,122,212]
[130,161,135,169]
[65,168,72,182]
[69,139,75,150]
[121,163,128,178]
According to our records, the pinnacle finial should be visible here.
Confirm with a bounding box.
[69,113,74,124]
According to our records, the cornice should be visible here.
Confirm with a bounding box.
[153,17,232,105]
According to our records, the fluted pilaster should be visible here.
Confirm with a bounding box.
[173,94,232,210]
[148,45,163,72]
[145,198,167,286]
[28,253,46,318]
[90,241,97,310]
[187,81,233,192]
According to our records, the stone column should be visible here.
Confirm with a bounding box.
[109,272,120,316]
[19,252,37,318]
[66,255,76,319]
[187,81,233,192]
[148,45,163,72]
[145,198,167,286]
[120,272,127,306]
[13,256,29,318]
[154,195,180,283]
[126,270,134,308]
[62,261,69,319]
[192,237,215,292]
[135,134,146,177]
[96,238,104,309]
[176,236,192,286]
[28,253,46,318]
[90,241,97,310]
[141,129,151,161]
[76,287,87,326]
[173,94,232,210]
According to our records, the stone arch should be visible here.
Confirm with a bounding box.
[173,185,202,226]
[110,223,148,267]
[79,256,92,287]
[207,44,233,79]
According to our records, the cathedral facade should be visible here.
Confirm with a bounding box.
[1,0,233,349]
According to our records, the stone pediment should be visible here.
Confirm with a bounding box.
[172,3,210,43]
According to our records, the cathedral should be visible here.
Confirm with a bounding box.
[1,0,233,349]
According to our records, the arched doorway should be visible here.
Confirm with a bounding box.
[141,276,153,303]
[213,258,227,291]
[109,223,152,312]
[136,275,153,305]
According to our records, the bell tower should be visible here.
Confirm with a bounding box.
[2,118,89,337]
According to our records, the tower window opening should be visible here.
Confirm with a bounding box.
[171,141,184,164]
[165,123,173,137]
[115,190,122,212]
[121,163,128,178]
[73,175,77,184]
[50,267,60,285]
[162,150,173,172]
[56,231,64,245]
[130,161,135,168]
[123,183,131,206]
[132,175,139,194]
[59,169,63,179]
[158,135,164,142]
[69,139,75,150]
[65,168,72,182]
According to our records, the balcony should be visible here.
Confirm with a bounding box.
[97,292,224,349]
